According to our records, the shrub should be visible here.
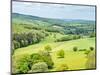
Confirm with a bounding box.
[55,64,68,71]
[30,53,43,66]
[57,49,65,58]
[44,45,52,52]
[73,35,81,39]
[39,50,54,69]
[79,49,87,51]
[84,50,90,55]
[31,62,48,73]
[89,33,95,38]
[12,51,54,74]
[12,54,30,74]
[56,36,71,42]
[13,40,20,49]
[55,35,81,42]
[89,47,94,51]
[73,46,78,52]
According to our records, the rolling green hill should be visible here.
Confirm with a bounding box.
[12,13,95,35]
[12,13,96,74]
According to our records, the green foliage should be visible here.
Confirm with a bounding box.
[85,51,96,69]
[44,45,52,52]
[56,35,81,42]
[84,50,90,55]
[13,40,20,49]
[30,62,48,73]
[39,50,54,69]
[12,13,96,73]
[73,46,78,52]
[79,49,87,51]
[12,42,15,55]
[89,32,95,38]
[12,54,30,74]
[73,35,81,39]
[12,32,46,50]
[29,53,43,67]
[89,47,94,51]
[57,49,65,58]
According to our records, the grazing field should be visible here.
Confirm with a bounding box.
[13,37,95,71]
[14,37,95,55]
[12,12,96,74]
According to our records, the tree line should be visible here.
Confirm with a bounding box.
[12,50,54,74]
[12,31,48,54]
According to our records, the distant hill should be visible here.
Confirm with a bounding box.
[12,13,95,26]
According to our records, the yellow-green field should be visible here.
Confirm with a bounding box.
[13,37,95,71]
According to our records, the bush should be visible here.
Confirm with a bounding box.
[73,47,78,52]
[30,53,43,67]
[44,45,52,52]
[89,33,95,38]
[84,50,90,55]
[73,35,81,39]
[12,51,54,74]
[55,64,68,71]
[12,54,30,74]
[31,62,48,73]
[39,50,54,69]
[79,49,87,51]
[89,47,94,51]
[57,49,65,58]
[13,40,20,49]
[55,35,81,42]
[56,36,71,42]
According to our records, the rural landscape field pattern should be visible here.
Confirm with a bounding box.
[12,1,96,74]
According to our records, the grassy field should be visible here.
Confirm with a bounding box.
[13,35,95,71]
[12,13,96,73]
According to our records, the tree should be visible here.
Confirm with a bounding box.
[12,54,30,74]
[20,40,25,47]
[24,40,28,46]
[84,50,90,55]
[90,47,94,51]
[30,62,48,73]
[30,53,43,66]
[89,32,95,38]
[57,49,65,58]
[39,50,54,69]
[13,40,20,49]
[73,46,78,52]
[44,45,52,52]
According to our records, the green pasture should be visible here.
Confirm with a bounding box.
[13,37,95,71]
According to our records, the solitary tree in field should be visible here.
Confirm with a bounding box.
[90,47,94,51]
[57,49,65,58]
[73,46,78,52]
[44,45,52,53]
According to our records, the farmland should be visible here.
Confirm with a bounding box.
[12,13,96,74]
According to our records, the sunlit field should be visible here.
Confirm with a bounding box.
[12,1,96,74]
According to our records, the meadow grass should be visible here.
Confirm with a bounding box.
[13,36,95,71]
